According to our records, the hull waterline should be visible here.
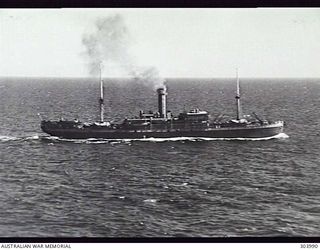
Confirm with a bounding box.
[41,123,284,140]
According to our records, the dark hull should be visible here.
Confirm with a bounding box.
[41,124,283,139]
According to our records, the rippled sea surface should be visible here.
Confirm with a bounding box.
[0,77,319,237]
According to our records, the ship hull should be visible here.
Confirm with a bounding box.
[41,123,283,140]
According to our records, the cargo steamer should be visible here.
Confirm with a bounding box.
[41,70,284,140]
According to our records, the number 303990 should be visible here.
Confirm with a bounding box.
[301,244,318,248]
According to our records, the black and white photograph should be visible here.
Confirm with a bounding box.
[0,7,319,241]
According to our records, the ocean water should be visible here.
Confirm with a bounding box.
[0,77,319,237]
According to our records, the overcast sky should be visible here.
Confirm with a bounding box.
[1,8,319,78]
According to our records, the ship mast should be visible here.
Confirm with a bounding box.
[99,62,104,123]
[235,68,242,120]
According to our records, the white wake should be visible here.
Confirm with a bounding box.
[0,133,289,143]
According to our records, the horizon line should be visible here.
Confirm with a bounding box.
[1,76,320,79]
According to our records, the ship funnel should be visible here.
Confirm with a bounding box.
[157,85,167,118]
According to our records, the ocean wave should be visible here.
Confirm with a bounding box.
[0,135,20,142]
[143,199,157,203]
[0,132,289,144]
[0,134,41,142]
[24,135,40,140]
